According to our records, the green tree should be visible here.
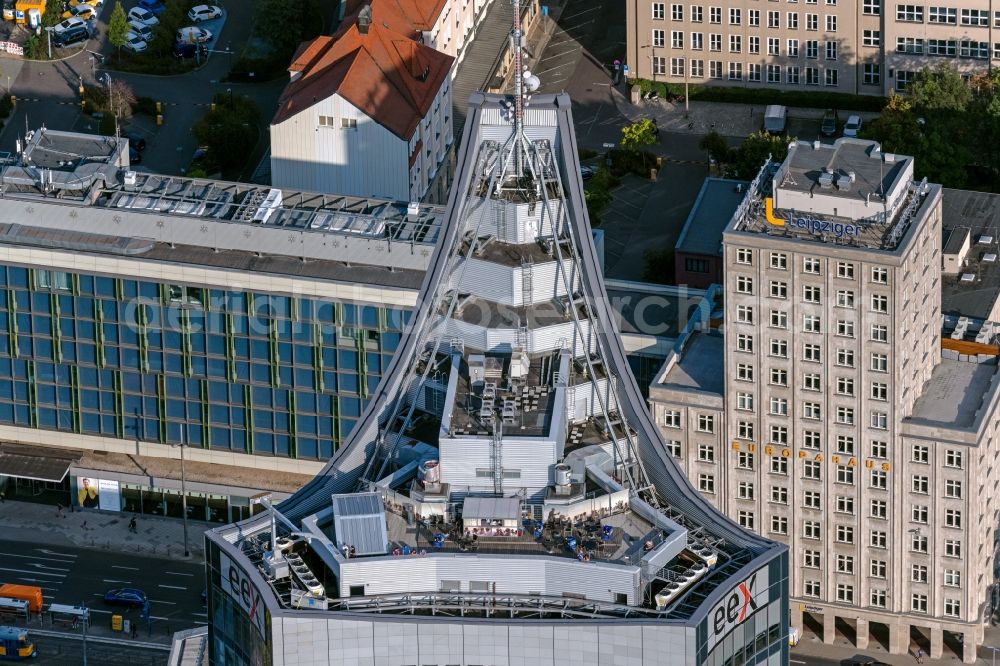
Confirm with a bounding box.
[192,93,261,173]
[42,0,62,27]
[728,131,792,180]
[107,2,130,56]
[907,63,970,112]
[698,131,731,167]
[619,119,658,152]
[860,93,920,154]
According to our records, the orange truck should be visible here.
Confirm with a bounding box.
[0,585,43,613]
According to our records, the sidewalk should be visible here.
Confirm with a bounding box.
[610,84,881,137]
[0,499,207,561]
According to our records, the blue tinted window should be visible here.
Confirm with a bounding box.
[254,432,273,454]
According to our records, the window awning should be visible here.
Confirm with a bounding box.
[0,449,73,483]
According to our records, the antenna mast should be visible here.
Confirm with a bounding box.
[511,0,524,176]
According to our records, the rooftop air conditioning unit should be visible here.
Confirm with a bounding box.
[407,201,420,218]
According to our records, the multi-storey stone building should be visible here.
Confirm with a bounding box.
[625,0,1000,95]
[651,138,1000,662]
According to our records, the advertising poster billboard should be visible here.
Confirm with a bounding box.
[98,479,121,512]
[77,477,99,508]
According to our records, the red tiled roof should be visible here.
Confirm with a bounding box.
[273,20,453,140]
[339,0,450,39]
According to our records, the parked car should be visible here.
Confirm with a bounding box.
[580,164,597,180]
[51,24,89,45]
[187,4,221,21]
[127,6,157,26]
[843,114,863,137]
[61,4,95,20]
[136,0,164,14]
[762,104,787,135]
[54,15,86,32]
[172,41,207,59]
[128,19,153,40]
[127,132,146,151]
[176,26,212,43]
[103,588,147,607]
[123,31,147,53]
[68,0,103,7]
[820,108,838,136]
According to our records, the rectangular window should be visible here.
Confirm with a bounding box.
[737,511,754,529]
[871,382,888,401]
[911,564,928,583]
[945,479,963,499]
[748,8,759,25]
[836,435,854,455]
[803,402,821,419]
[871,530,887,548]
[912,505,928,523]
[836,524,854,544]
[806,12,817,29]
[870,469,887,489]
[786,66,800,84]
[340,118,357,129]
[770,339,788,358]
[871,267,888,283]
[766,65,781,83]
[928,39,957,56]
[836,554,854,574]
[690,59,704,77]
[896,37,924,54]
[911,475,929,494]
[729,7,741,24]
[709,33,722,51]
[665,440,682,457]
[825,14,836,31]
[803,344,821,362]
[824,68,838,87]
[836,349,854,367]
[697,444,715,462]
[836,465,854,485]
[896,4,923,21]
[944,599,961,618]
[736,248,753,265]
[737,451,755,470]
[945,540,962,558]
[805,40,818,58]
[804,580,821,597]
[803,314,820,332]
[787,12,798,29]
[709,6,721,23]
[770,252,787,269]
[804,490,821,507]
[771,310,787,328]
[945,450,964,469]
[691,32,703,50]
[804,521,821,539]
[737,305,754,324]
[836,320,854,337]
[863,0,880,14]
[736,276,754,294]
[945,508,962,528]
[863,63,881,85]
[770,516,788,535]
[729,35,742,53]
[871,441,887,458]
[871,353,888,372]
[871,324,888,342]
[804,461,821,480]
[698,473,715,493]
[803,285,821,303]
[697,414,714,433]
[653,2,666,19]
[836,377,854,395]
[737,333,754,352]
[911,444,929,463]
[769,424,788,443]
[738,420,754,440]
[664,410,681,427]
[836,406,854,424]
[961,8,988,26]
[770,368,788,386]
[737,364,754,382]
[652,57,666,76]
[911,594,928,613]
[870,499,887,519]
[770,485,788,504]
[912,533,928,553]
[653,29,666,47]
[944,569,961,587]
[928,6,956,24]
[803,257,821,274]
[670,57,685,75]
[803,431,820,449]
[804,550,820,567]
[736,392,754,411]
[671,31,684,49]
[871,560,887,578]
[691,5,703,21]
[671,3,683,19]
[836,495,854,514]
[862,30,880,47]
[770,281,787,298]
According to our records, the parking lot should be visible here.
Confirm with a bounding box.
[0,0,288,177]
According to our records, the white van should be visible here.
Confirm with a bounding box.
[763,105,787,134]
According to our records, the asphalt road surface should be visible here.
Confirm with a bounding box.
[0,539,206,639]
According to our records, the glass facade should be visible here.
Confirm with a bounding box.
[0,264,408,461]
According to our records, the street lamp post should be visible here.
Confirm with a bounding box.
[178,426,190,558]
[80,604,89,666]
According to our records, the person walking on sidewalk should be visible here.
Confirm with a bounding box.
[128,516,137,533]
[915,647,924,663]
[131,622,138,639]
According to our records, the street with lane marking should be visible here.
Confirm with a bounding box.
[0,539,206,639]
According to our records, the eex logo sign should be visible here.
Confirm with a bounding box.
[220,552,267,638]
[705,566,770,652]
[713,573,759,634]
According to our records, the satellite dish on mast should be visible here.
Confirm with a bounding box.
[522,70,540,92]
